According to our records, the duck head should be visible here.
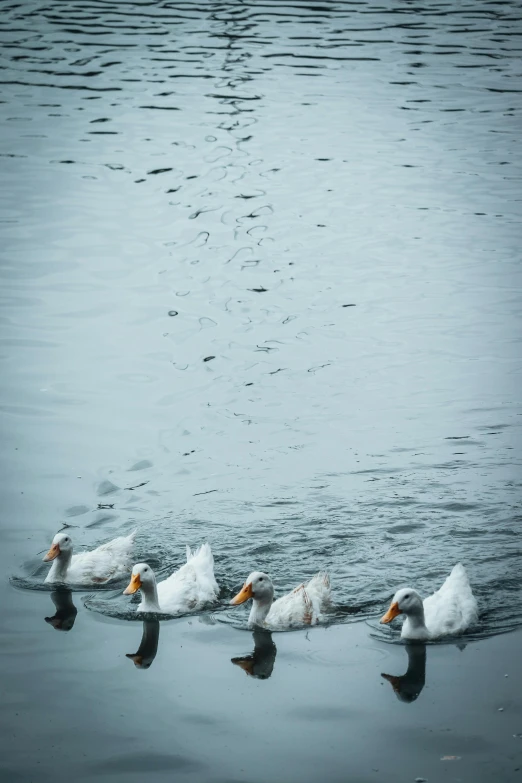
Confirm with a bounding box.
[230,571,274,606]
[231,572,275,627]
[43,533,73,562]
[381,588,424,624]
[123,563,154,595]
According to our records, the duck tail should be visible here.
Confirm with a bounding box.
[320,571,330,589]
[449,562,469,586]
[186,542,213,564]
[307,570,331,591]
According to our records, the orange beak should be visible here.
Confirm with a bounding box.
[43,543,60,562]
[381,601,401,624]
[230,582,254,606]
[123,573,142,595]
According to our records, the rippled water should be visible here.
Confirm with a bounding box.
[2,0,522,652]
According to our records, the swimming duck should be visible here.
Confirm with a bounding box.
[123,543,218,614]
[43,530,135,585]
[381,563,478,640]
[230,570,331,629]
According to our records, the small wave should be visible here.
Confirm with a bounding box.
[213,600,375,633]
[214,608,332,634]
[9,574,130,593]
[83,593,228,622]
[367,612,522,645]
[84,595,176,622]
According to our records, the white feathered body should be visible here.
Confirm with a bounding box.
[402,563,478,640]
[265,572,331,630]
[45,531,135,585]
[139,543,218,614]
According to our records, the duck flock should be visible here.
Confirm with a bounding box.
[41,530,479,640]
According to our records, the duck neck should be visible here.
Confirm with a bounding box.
[47,550,72,582]
[139,577,161,612]
[402,607,430,640]
[248,596,272,628]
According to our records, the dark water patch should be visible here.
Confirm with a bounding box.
[87,512,118,528]
[351,467,405,475]
[97,480,120,496]
[65,504,91,517]
[438,502,481,512]
[262,499,299,506]
[386,523,425,534]
[90,751,204,774]
[449,528,488,538]
[128,459,153,471]
[373,498,420,508]
[247,542,282,555]
[443,439,485,447]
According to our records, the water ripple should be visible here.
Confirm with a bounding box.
[1,0,521,644]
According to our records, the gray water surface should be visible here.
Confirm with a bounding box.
[1,1,522,780]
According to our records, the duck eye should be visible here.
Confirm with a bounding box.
[404,594,410,599]
[259,577,263,582]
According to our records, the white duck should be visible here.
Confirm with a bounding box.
[230,570,331,630]
[123,543,219,614]
[43,531,136,585]
[381,563,478,640]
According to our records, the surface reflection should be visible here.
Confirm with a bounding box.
[231,628,277,680]
[44,589,78,632]
[126,620,160,670]
[381,644,426,703]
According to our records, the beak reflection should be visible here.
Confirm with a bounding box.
[231,628,277,680]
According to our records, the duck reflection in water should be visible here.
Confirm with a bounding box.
[381,643,426,703]
[44,589,78,632]
[231,628,277,680]
[126,619,160,670]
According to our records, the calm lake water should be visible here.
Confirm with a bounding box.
[1,1,521,781]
